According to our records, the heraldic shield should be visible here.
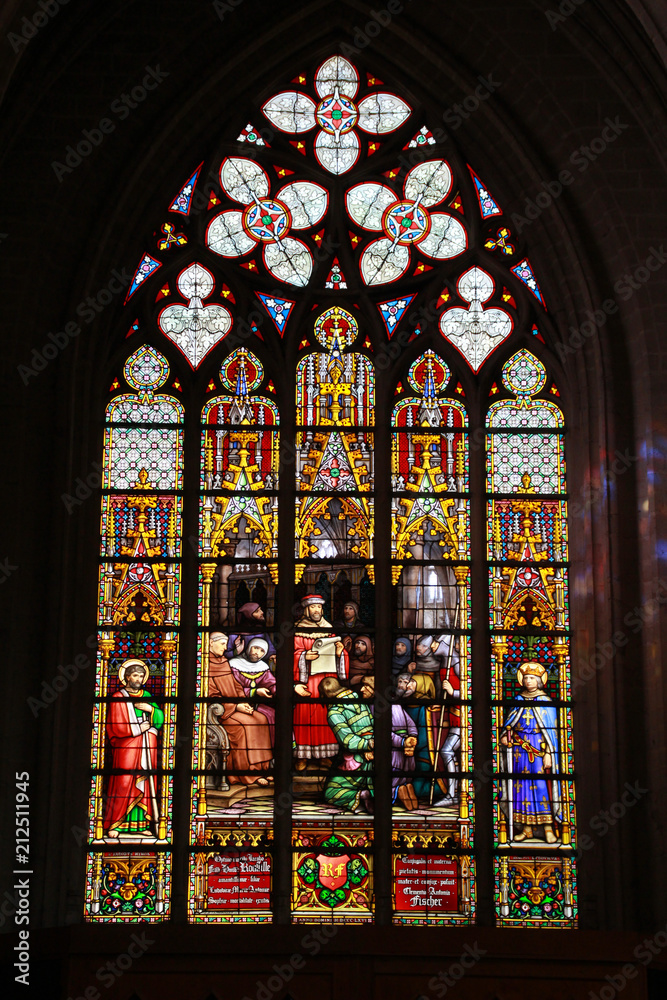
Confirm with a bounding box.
[316,853,350,891]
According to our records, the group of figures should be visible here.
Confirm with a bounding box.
[207,602,277,787]
[102,599,563,842]
[200,593,466,815]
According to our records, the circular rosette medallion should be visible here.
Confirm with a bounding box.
[502,350,547,396]
[315,93,359,135]
[220,347,264,393]
[382,199,431,245]
[128,563,153,584]
[242,198,292,242]
[407,350,450,394]
[516,567,541,588]
[314,306,359,349]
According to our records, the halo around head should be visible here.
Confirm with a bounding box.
[516,660,548,687]
[118,658,150,687]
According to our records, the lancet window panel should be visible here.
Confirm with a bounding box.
[487,350,577,929]
[290,579,376,926]
[390,349,474,926]
[191,348,279,924]
[291,304,376,925]
[86,345,183,923]
[293,308,376,601]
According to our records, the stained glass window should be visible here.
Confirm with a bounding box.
[86,51,577,929]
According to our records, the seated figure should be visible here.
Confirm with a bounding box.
[207,632,273,786]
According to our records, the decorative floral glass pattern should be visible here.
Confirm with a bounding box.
[440,266,513,371]
[262,54,411,175]
[206,158,327,287]
[346,161,467,284]
[158,262,233,368]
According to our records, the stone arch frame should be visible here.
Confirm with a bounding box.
[1,0,663,962]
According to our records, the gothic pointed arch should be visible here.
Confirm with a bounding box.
[84,49,578,929]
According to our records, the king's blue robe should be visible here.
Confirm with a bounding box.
[500,694,562,828]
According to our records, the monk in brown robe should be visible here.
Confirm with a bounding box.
[207,632,273,785]
[345,635,375,689]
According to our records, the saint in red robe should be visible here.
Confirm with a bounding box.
[104,688,164,836]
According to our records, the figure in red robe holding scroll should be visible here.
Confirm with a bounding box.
[293,595,348,770]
